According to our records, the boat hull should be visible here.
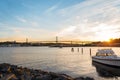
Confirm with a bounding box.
[92,57,120,68]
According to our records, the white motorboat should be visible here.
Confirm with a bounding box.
[92,61,120,78]
[92,49,120,67]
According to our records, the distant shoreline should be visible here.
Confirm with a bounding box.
[1,40,120,47]
[0,45,105,47]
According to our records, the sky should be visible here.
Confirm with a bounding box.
[0,0,120,42]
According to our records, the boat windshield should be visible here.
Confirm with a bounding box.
[96,49,116,57]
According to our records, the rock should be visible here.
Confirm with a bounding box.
[49,72,59,78]
[35,74,52,80]
[74,77,94,80]
[85,77,94,80]
[60,74,73,80]
[49,73,73,80]
[53,76,73,80]
[0,73,18,80]
[0,63,94,80]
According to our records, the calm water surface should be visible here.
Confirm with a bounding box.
[0,47,120,80]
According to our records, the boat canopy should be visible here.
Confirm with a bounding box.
[96,49,116,57]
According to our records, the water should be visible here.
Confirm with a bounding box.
[0,47,120,80]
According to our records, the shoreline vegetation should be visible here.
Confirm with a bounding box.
[0,63,94,80]
[0,38,120,47]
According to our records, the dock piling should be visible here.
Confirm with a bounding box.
[81,48,83,54]
[90,48,91,56]
[71,48,74,52]
[78,48,79,52]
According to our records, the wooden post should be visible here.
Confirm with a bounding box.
[78,48,79,52]
[71,48,74,52]
[90,48,91,56]
[81,48,83,54]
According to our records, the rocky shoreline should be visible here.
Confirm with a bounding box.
[0,63,94,80]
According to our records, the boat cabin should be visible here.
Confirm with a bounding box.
[96,49,117,57]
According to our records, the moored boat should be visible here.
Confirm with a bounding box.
[92,61,120,78]
[92,49,120,67]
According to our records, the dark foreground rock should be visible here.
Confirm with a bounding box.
[0,63,94,80]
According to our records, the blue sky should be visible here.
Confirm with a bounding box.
[0,0,120,41]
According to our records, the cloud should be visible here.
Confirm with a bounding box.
[16,16,40,27]
[16,16,27,23]
[57,26,77,37]
[45,4,58,14]
[54,0,120,41]
[1,0,120,41]
[30,22,39,26]
[8,27,57,41]
[58,0,120,22]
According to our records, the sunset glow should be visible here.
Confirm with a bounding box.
[0,0,120,41]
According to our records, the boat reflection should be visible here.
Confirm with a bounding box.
[92,61,120,79]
